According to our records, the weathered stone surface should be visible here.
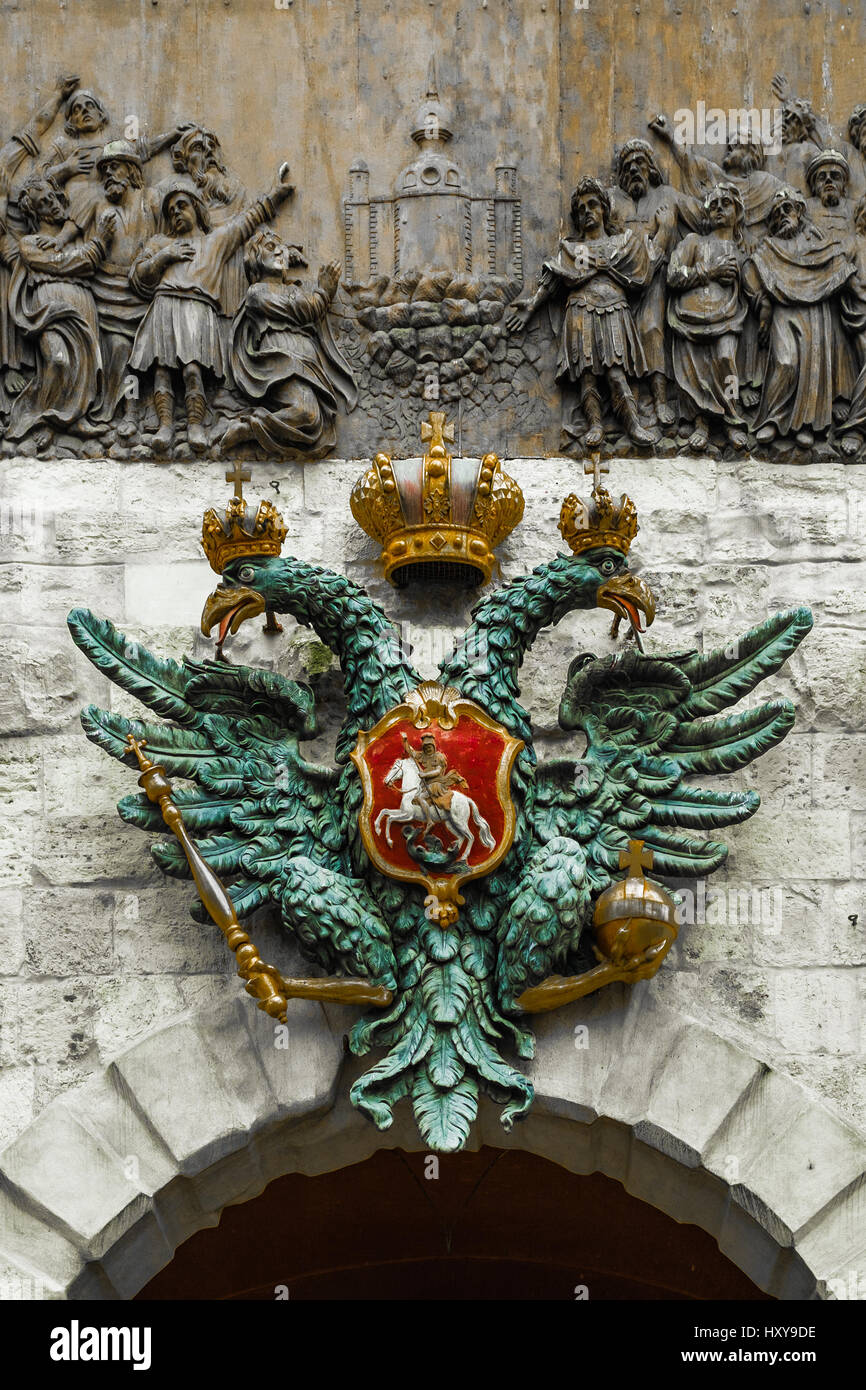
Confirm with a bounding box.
[111,1019,264,1171]
[771,970,862,1057]
[0,1185,91,1293]
[91,975,187,1061]
[0,1065,34,1149]
[0,891,25,977]
[113,890,230,975]
[8,565,126,627]
[768,565,866,631]
[124,562,215,629]
[0,630,105,736]
[638,1029,762,1159]
[33,816,157,887]
[0,741,41,826]
[784,1056,866,1136]
[41,736,132,820]
[22,889,114,977]
[793,627,866,731]
[0,978,94,1069]
[795,1179,866,1294]
[752,883,834,968]
[0,1102,150,1254]
[829,885,866,967]
[725,811,850,882]
[813,736,866,810]
[706,1070,866,1239]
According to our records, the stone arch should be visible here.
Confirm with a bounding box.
[0,986,864,1300]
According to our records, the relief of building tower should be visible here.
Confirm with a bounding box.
[344,58,522,285]
[342,60,524,407]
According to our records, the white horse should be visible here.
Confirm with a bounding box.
[375,757,496,863]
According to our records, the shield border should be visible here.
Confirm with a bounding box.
[351,682,524,914]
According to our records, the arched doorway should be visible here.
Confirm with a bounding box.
[137,1147,771,1300]
[0,992,862,1300]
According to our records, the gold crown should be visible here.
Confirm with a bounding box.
[201,463,288,574]
[559,483,638,557]
[350,412,524,587]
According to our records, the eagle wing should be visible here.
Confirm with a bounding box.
[67,608,395,984]
[497,606,812,1003]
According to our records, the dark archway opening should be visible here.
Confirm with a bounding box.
[137,1146,771,1300]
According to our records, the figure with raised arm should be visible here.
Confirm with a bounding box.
[128,163,294,454]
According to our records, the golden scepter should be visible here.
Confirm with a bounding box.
[124,733,392,1022]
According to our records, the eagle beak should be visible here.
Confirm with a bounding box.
[596,572,656,635]
[200,585,266,644]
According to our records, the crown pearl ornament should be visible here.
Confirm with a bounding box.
[350,411,525,588]
[201,461,288,574]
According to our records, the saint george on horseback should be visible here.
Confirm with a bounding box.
[374,729,496,863]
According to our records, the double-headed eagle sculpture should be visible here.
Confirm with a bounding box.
[67,452,811,1152]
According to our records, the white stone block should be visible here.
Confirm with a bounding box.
[0,1103,150,1256]
[111,1019,265,1171]
[640,1027,761,1159]
[705,1070,866,1238]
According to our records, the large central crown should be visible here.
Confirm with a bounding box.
[350,412,524,587]
[201,463,288,574]
[558,483,639,557]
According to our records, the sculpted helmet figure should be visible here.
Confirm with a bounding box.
[39,87,189,245]
[609,137,702,428]
[769,75,866,198]
[805,148,855,240]
[506,176,661,450]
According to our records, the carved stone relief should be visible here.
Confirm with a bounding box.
[4,66,866,461]
[337,59,548,454]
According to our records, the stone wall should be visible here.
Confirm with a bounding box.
[0,450,862,1160]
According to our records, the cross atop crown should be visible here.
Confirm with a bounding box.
[583,451,609,492]
[421,411,455,457]
[226,459,251,503]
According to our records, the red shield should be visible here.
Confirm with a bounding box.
[351,683,523,925]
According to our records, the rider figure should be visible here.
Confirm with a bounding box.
[401,731,467,822]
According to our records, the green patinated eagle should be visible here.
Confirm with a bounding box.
[68,536,811,1151]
